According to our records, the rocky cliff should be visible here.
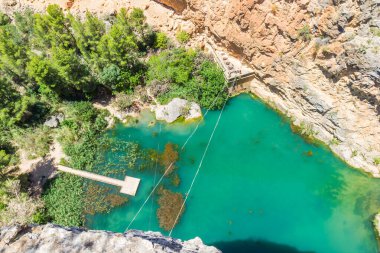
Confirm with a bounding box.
[2,0,378,176]
[178,0,380,176]
[0,224,220,253]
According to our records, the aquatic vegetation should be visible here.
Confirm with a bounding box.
[304,150,313,157]
[290,121,320,145]
[83,183,128,215]
[156,187,185,231]
[160,143,179,176]
[124,142,141,169]
[171,173,181,187]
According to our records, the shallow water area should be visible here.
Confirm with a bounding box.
[87,94,380,253]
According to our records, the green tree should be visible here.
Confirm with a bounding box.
[0,24,29,83]
[70,12,105,65]
[33,4,76,49]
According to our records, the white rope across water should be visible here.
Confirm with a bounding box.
[168,92,229,236]
[148,124,161,230]
[125,82,229,232]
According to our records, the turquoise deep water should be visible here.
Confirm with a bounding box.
[87,94,380,253]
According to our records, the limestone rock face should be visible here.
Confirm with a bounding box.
[176,0,380,175]
[0,224,220,253]
[153,98,202,123]
[153,0,187,13]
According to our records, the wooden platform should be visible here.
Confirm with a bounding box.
[57,165,140,196]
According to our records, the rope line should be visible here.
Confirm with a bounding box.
[168,89,230,236]
[148,124,161,229]
[125,81,229,232]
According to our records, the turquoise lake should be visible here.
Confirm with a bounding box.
[87,94,380,253]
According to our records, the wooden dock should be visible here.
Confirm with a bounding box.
[57,165,140,196]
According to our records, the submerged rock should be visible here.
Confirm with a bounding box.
[153,98,202,123]
[0,224,220,253]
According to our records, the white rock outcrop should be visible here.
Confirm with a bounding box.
[152,98,202,123]
[0,224,220,253]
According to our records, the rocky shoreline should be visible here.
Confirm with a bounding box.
[0,224,220,253]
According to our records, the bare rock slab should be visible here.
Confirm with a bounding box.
[0,224,220,253]
[152,98,202,123]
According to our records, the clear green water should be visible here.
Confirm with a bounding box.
[88,94,380,253]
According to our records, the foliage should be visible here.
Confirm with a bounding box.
[154,32,169,49]
[12,126,52,159]
[176,30,190,44]
[374,157,380,166]
[0,150,11,171]
[0,5,157,98]
[0,12,11,26]
[156,187,185,231]
[329,137,341,146]
[112,92,135,111]
[58,102,108,171]
[298,25,312,41]
[0,179,43,226]
[43,174,84,226]
[147,48,227,109]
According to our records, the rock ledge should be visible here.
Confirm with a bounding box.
[0,224,220,253]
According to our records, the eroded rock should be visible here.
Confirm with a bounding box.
[0,224,220,253]
[153,98,202,123]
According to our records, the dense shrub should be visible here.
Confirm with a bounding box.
[43,174,84,226]
[176,30,190,44]
[147,48,227,109]
[154,32,169,49]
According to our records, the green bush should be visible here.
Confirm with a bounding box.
[12,127,52,159]
[154,32,169,49]
[298,25,312,41]
[176,30,190,44]
[0,12,11,26]
[147,48,226,109]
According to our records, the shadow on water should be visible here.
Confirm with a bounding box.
[213,239,315,253]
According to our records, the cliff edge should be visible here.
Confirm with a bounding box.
[0,224,220,253]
